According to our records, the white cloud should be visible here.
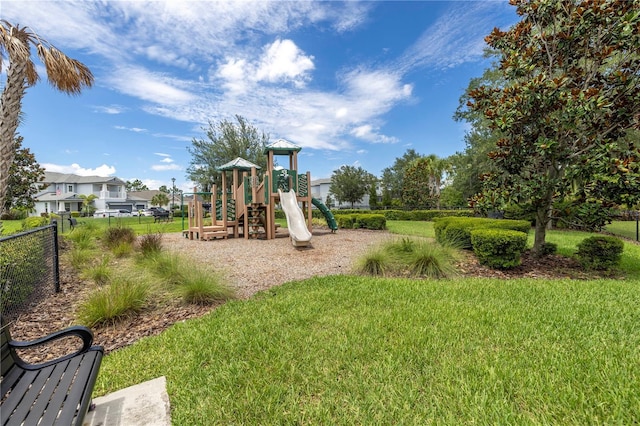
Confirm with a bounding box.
[43,163,117,177]
[255,39,315,87]
[398,2,516,72]
[115,126,147,133]
[95,105,126,114]
[351,125,398,144]
[160,158,174,164]
[151,163,182,172]
[107,66,196,105]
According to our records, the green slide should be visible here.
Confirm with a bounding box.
[312,198,338,232]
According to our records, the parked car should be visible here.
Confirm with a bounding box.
[141,209,155,217]
[93,209,132,218]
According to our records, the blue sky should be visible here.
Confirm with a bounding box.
[2,1,518,191]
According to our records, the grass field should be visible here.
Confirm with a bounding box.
[91,222,640,425]
[606,220,639,241]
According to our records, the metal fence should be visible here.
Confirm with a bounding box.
[0,223,60,321]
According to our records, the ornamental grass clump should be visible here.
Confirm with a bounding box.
[138,232,163,257]
[77,276,149,327]
[103,226,136,249]
[83,256,112,286]
[176,268,235,305]
[408,241,458,278]
[356,237,458,279]
[355,248,389,276]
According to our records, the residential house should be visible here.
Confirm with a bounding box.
[310,178,371,209]
[33,172,148,216]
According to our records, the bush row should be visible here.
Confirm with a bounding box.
[434,217,531,250]
[275,208,473,222]
[433,217,532,269]
[334,214,386,230]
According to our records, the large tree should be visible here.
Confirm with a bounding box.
[3,135,45,213]
[125,179,149,192]
[187,115,269,190]
[0,21,93,217]
[329,165,375,208]
[380,149,422,204]
[468,0,640,254]
[402,154,450,209]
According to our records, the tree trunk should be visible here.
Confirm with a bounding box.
[0,57,28,217]
[532,202,553,256]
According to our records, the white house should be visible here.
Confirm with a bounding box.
[310,178,371,209]
[32,172,148,216]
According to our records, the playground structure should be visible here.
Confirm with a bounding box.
[184,139,337,246]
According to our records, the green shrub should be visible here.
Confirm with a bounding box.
[434,217,530,249]
[335,214,356,229]
[103,226,136,248]
[335,214,386,230]
[575,236,624,270]
[470,228,528,270]
[77,278,149,326]
[22,216,48,230]
[539,242,558,256]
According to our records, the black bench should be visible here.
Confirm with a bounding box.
[153,211,171,223]
[1,321,103,426]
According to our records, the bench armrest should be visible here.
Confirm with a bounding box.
[7,325,99,369]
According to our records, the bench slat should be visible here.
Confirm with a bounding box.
[23,360,76,426]
[2,365,55,424]
[42,351,102,426]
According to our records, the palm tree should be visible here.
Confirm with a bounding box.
[0,21,93,217]
[78,193,98,217]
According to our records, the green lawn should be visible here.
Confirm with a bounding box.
[93,222,640,425]
[606,220,639,241]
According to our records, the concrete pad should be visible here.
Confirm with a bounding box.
[83,376,171,426]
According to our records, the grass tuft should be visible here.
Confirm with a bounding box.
[408,241,458,278]
[77,276,149,327]
[176,268,235,305]
[138,232,163,257]
[84,256,112,286]
[103,226,136,249]
[111,241,134,258]
[355,248,388,276]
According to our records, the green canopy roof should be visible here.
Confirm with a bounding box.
[216,157,261,171]
[263,139,301,154]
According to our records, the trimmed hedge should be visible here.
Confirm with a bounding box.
[470,228,528,269]
[575,235,624,270]
[334,214,386,230]
[434,217,531,249]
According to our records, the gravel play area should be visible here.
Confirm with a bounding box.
[163,228,392,299]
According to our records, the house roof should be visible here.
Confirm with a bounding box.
[43,171,125,184]
[311,178,331,185]
[128,190,164,201]
[216,157,262,171]
[35,193,84,202]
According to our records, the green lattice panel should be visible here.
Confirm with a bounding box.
[215,199,222,220]
[227,199,236,221]
[297,174,308,197]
